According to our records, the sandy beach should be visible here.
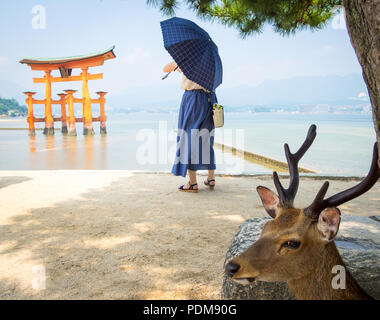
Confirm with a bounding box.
[0,170,379,299]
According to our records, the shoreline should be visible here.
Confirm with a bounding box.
[0,127,45,130]
[0,169,370,180]
[0,117,27,122]
[214,142,316,174]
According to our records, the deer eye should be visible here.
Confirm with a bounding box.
[282,240,301,249]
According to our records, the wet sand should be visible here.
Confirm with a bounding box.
[214,142,315,173]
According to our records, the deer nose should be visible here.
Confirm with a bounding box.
[225,261,240,277]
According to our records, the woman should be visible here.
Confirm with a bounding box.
[164,61,216,193]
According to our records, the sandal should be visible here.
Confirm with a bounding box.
[179,181,198,193]
[204,179,215,189]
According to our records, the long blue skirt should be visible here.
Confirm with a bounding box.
[171,89,217,177]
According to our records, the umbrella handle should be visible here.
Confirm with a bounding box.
[161,66,178,80]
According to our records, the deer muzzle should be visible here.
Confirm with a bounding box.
[225,258,259,285]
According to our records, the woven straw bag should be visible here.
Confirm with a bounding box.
[212,103,224,128]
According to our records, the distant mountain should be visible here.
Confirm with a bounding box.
[217,74,368,108]
[107,84,183,111]
[0,74,368,111]
[0,80,28,104]
[107,73,368,110]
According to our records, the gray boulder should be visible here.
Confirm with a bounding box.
[222,215,380,300]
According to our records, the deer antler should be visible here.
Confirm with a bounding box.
[304,142,380,220]
[273,124,317,207]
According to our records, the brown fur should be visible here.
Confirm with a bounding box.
[230,207,373,300]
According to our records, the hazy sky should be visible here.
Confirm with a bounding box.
[0,0,361,100]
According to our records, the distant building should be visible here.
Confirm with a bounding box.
[362,105,371,114]
[334,105,349,112]
[299,105,314,113]
[316,104,330,113]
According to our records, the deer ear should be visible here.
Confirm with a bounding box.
[317,208,341,242]
[257,186,280,218]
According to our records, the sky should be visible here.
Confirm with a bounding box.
[0,0,364,106]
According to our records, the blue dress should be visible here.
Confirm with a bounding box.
[171,89,217,177]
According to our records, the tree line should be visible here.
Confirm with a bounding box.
[0,97,27,117]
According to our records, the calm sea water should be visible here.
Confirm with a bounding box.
[0,112,375,176]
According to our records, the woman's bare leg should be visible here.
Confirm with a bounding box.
[206,170,215,186]
[180,169,198,190]
[188,170,197,184]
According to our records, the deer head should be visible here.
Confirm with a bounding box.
[225,125,380,287]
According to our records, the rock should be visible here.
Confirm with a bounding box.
[221,215,380,300]
[221,217,295,300]
[369,215,380,223]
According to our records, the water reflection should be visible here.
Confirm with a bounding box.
[84,136,94,169]
[26,132,108,170]
[65,136,77,169]
[29,136,36,153]
[45,135,55,169]
[28,135,37,169]
[100,135,108,170]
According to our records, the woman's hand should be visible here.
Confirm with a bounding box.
[163,61,178,73]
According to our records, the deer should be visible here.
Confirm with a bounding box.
[225,125,380,300]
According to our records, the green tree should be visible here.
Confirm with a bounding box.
[149,0,380,165]
[0,97,27,116]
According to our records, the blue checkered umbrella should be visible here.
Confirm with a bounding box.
[160,17,223,92]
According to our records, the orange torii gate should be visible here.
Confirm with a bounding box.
[20,46,116,136]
